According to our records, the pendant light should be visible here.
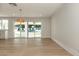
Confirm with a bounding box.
[16,9,24,23]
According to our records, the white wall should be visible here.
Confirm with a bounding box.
[51,4,79,55]
[0,17,51,38]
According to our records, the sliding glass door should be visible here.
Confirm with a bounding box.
[21,22,27,37]
[28,22,41,38]
[14,20,41,38]
[28,22,35,38]
[14,22,20,37]
[14,20,27,38]
[34,22,41,37]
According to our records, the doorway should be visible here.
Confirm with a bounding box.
[14,20,27,38]
[14,19,41,38]
[28,22,41,38]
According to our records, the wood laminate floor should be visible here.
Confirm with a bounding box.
[0,38,72,56]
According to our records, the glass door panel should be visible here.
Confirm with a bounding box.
[14,22,20,37]
[20,22,27,37]
[28,22,35,38]
[35,22,41,37]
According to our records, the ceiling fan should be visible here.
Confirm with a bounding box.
[9,3,17,6]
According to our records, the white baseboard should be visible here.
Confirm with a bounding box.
[51,37,79,56]
[6,37,50,39]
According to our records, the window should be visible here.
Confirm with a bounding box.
[0,20,8,30]
[0,20,1,29]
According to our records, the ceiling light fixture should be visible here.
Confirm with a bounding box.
[16,9,24,23]
[9,3,17,6]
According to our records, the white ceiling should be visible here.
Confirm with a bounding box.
[0,3,62,17]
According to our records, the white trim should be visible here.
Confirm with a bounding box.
[51,37,79,56]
